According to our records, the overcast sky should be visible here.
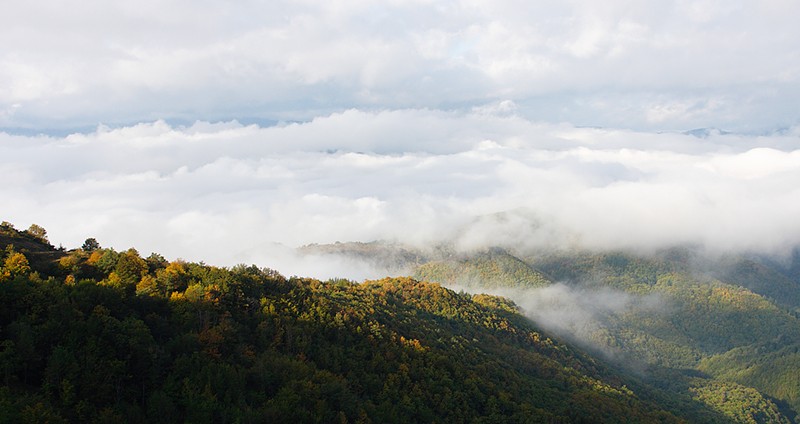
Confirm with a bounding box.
[2,1,800,276]
[3,0,800,132]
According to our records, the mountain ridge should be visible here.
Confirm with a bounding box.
[304,239,800,422]
[1,223,797,422]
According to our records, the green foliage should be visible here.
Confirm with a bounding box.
[115,248,147,290]
[81,238,100,252]
[0,249,696,422]
[445,248,800,419]
[1,223,798,423]
[144,253,168,274]
[715,256,800,310]
[587,271,800,369]
[689,379,790,424]
[25,224,48,244]
[1,250,31,281]
[0,223,62,276]
[414,248,551,289]
[699,343,800,418]
[93,249,120,275]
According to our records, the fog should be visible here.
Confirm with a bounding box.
[4,1,800,277]
[444,281,668,359]
[2,109,799,278]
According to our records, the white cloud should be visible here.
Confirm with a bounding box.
[1,1,799,130]
[443,282,668,357]
[2,109,800,278]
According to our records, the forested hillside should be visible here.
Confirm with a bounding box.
[0,221,796,423]
[415,248,551,289]
[527,249,800,418]
[399,246,800,422]
[0,223,710,423]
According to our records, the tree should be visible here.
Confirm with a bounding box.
[82,238,101,252]
[136,275,159,296]
[156,261,189,294]
[58,254,81,275]
[2,252,31,281]
[25,224,48,243]
[94,249,120,275]
[116,248,147,288]
[145,253,168,274]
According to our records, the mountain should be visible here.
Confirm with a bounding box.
[0,221,64,275]
[307,241,800,422]
[0,224,687,422]
[712,253,800,312]
[1,222,796,422]
[683,127,731,138]
[414,247,552,289]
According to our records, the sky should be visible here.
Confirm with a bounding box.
[2,1,800,276]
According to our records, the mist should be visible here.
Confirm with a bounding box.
[2,109,799,278]
[434,280,667,361]
[4,1,800,277]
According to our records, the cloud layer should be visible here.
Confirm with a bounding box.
[2,108,799,276]
[3,1,800,131]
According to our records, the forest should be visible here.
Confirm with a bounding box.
[1,221,797,423]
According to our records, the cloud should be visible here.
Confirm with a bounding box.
[2,108,800,278]
[2,1,799,131]
[445,282,668,358]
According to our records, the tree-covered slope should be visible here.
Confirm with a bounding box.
[0,221,63,276]
[699,343,800,415]
[713,255,800,311]
[0,224,729,423]
[413,248,552,289]
[292,240,800,422]
[4,222,799,422]
[688,379,790,424]
[526,249,800,421]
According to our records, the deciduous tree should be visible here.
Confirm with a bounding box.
[25,224,48,243]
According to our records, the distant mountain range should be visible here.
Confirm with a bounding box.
[682,127,732,138]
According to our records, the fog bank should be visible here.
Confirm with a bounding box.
[2,110,799,274]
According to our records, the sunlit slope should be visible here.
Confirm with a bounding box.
[699,343,800,416]
[412,249,800,368]
[528,250,800,418]
[293,240,800,422]
[294,240,800,419]
[413,248,552,289]
[713,254,800,311]
[0,226,714,423]
[688,378,790,424]
[5,223,797,422]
